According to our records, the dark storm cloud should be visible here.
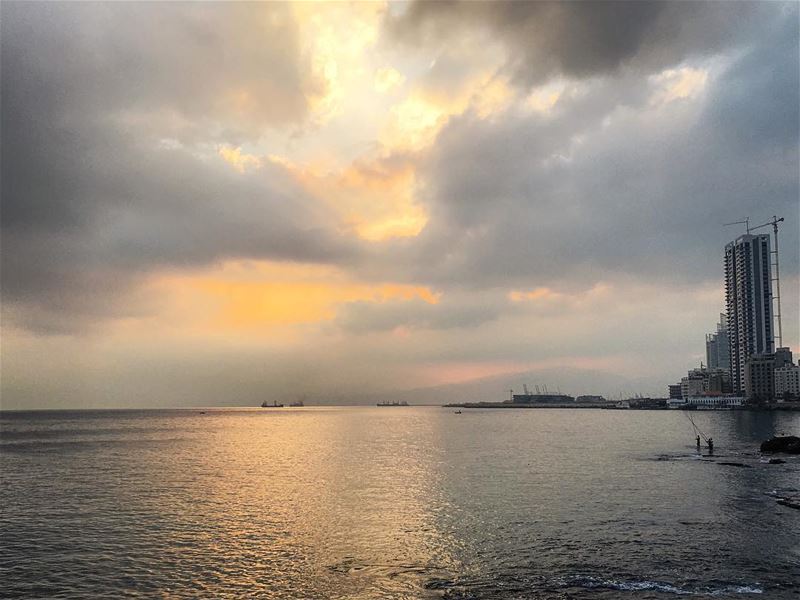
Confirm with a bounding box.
[1,2,353,333]
[3,2,320,139]
[387,1,772,85]
[370,4,799,292]
[703,9,800,153]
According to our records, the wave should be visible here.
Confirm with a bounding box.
[562,575,763,595]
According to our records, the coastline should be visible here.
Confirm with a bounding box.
[444,401,800,411]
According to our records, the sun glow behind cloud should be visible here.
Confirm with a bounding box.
[649,66,709,106]
[142,261,439,337]
[218,145,261,172]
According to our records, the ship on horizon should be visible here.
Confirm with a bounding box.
[376,400,409,407]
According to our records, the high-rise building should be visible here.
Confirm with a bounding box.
[705,313,730,371]
[725,234,774,394]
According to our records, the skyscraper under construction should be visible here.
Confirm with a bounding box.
[706,313,730,371]
[724,234,774,394]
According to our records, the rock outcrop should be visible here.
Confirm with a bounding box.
[760,436,800,454]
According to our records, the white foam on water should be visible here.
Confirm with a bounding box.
[564,575,764,595]
[710,585,764,595]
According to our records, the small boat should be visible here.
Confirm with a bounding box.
[454,410,462,414]
[261,401,284,408]
[289,400,304,407]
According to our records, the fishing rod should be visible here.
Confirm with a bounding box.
[683,409,710,444]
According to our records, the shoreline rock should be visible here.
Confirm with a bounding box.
[760,436,800,454]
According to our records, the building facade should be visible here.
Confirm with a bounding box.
[681,371,706,399]
[775,364,800,399]
[725,234,774,394]
[706,313,730,371]
[680,367,731,400]
[511,393,575,403]
[683,396,743,408]
[576,395,606,403]
[744,354,775,401]
[774,347,793,369]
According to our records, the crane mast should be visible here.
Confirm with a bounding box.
[750,216,784,349]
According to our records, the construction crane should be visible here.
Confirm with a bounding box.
[750,216,785,348]
[723,217,750,234]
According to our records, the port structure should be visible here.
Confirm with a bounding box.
[724,215,785,349]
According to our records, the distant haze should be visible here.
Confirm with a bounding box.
[1,2,798,409]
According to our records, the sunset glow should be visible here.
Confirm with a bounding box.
[2,1,797,408]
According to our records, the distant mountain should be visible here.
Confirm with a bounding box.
[317,367,670,406]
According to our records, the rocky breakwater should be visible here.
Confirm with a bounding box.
[760,436,800,454]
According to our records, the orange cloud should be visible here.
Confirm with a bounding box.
[509,287,558,302]
[142,260,438,336]
[509,283,613,305]
[218,145,262,172]
[274,153,428,241]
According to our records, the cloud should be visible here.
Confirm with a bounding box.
[364,8,799,295]
[334,294,503,334]
[0,3,354,333]
[144,260,440,337]
[1,1,798,409]
[386,1,773,86]
[2,3,322,141]
[374,67,406,94]
[279,153,428,241]
[1,131,360,332]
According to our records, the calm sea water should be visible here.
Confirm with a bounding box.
[1,407,798,599]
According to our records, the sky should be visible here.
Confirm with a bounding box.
[2,1,798,409]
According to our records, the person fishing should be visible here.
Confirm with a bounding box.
[685,410,712,455]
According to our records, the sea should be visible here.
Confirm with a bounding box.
[1,407,798,599]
